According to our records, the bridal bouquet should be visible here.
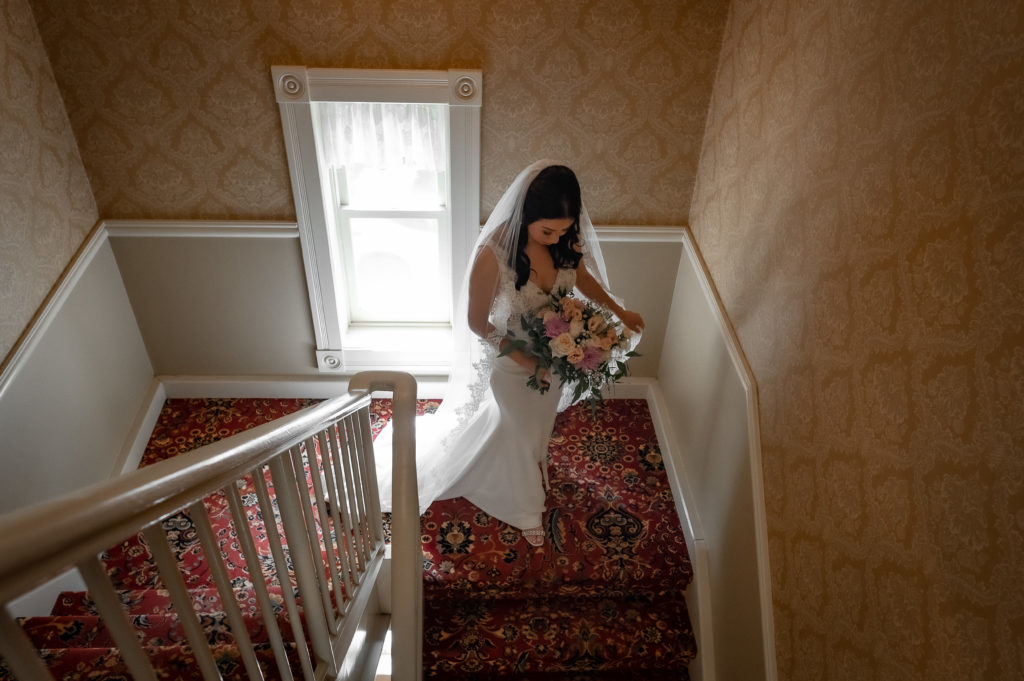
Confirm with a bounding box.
[503,288,638,403]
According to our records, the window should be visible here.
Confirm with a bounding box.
[273,67,481,372]
[319,101,451,325]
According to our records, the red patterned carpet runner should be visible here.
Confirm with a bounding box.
[5,397,695,680]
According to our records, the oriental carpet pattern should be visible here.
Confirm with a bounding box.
[3,397,695,680]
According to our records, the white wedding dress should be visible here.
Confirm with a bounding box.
[374,266,576,530]
[438,267,576,529]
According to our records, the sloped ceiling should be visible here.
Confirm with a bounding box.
[27,0,729,225]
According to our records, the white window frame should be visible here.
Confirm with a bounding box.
[272,66,482,372]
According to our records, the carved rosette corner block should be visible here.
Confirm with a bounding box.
[272,67,309,103]
[448,70,482,106]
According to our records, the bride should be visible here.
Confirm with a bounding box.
[375,161,644,547]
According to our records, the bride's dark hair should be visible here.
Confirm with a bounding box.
[513,165,583,289]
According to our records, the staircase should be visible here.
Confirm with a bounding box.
[0,388,406,681]
[1,397,696,680]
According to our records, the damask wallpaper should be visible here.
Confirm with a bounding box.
[0,0,97,363]
[690,0,1023,678]
[25,0,728,226]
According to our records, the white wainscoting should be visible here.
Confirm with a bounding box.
[0,228,154,516]
[655,227,776,681]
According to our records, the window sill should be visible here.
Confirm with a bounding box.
[316,325,452,374]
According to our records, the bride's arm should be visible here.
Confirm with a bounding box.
[575,264,645,333]
[468,247,551,385]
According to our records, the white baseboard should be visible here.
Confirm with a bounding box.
[642,381,714,681]
[155,375,656,402]
[8,568,86,618]
[156,374,452,400]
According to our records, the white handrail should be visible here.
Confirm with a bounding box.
[0,371,419,681]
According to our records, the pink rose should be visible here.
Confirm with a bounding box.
[579,344,604,370]
[560,297,583,321]
[544,315,570,338]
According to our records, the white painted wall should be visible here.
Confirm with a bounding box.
[108,226,682,379]
[600,237,681,378]
[656,231,775,681]
[109,233,317,376]
[0,239,153,514]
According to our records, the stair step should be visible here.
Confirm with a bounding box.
[52,587,288,618]
[423,593,696,677]
[20,610,299,649]
[421,495,692,601]
[425,670,690,681]
[22,642,299,681]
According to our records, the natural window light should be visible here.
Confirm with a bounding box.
[317,101,452,325]
[272,67,481,373]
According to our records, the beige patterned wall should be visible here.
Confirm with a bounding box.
[0,0,97,364]
[26,0,728,226]
[691,0,1024,679]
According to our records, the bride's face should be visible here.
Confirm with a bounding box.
[527,217,574,246]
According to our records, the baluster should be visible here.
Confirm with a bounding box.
[190,498,265,680]
[253,468,316,680]
[0,607,53,680]
[326,421,359,592]
[78,556,159,681]
[270,451,337,674]
[356,406,386,544]
[333,420,367,576]
[142,524,223,681]
[224,482,294,681]
[313,430,347,618]
[343,415,372,566]
[290,445,337,627]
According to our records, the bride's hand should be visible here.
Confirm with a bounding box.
[619,309,645,334]
[534,364,552,390]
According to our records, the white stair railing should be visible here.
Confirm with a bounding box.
[0,371,420,681]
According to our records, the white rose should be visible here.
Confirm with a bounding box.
[549,333,575,357]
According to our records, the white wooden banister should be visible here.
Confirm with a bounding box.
[0,371,419,681]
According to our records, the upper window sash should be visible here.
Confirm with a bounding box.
[272,66,481,371]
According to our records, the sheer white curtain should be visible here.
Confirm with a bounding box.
[314,102,447,209]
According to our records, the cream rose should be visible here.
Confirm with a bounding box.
[569,318,585,338]
[549,333,575,357]
[567,347,585,364]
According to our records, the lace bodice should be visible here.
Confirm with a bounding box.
[507,268,577,329]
